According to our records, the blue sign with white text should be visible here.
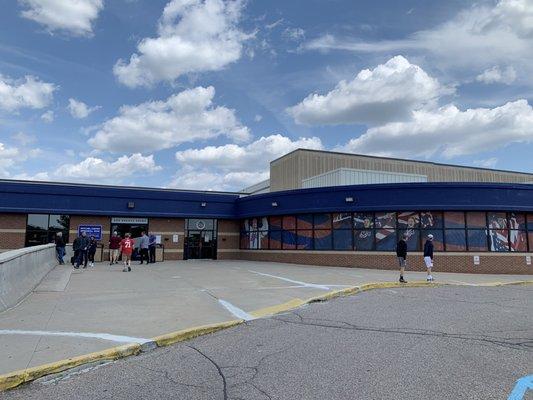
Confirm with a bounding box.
[78,225,102,240]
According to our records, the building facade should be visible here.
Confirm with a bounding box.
[1,176,533,274]
[270,149,533,191]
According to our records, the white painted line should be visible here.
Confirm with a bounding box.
[248,270,331,290]
[449,280,479,286]
[217,299,254,321]
[323,284,353,288]
[0,329,151,344]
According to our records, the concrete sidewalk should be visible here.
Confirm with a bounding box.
[0,260,530,375]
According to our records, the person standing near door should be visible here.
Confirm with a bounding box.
[109,231,121,265]
[88,236,98,267]
[55,232,65,265]
[120,233,134,272]
[148,231,157,263]
[75,231,90,269]
[138,231,149,264]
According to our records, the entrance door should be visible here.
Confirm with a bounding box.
[110,217,149,260]
[184,219,217,260]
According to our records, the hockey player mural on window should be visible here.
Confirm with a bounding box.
[243,217,269,249]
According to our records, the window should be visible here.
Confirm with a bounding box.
[398,212,420,251]
[444,212,466,251]
[375,212,396,251]
[238,209,532,253]
[487,212,509,252]
[509,213,527,252]
[241,217,267,249]
[420,212,443,251]
[353,212,374,251]
[333,213,352,250]
[466,212,488,251]
[296,214,314,250]
[314,214,332,250]
[26,214,70,247]
[445,229,466,251]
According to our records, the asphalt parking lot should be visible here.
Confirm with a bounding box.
[5,285,532,400]
[3,260,528,376]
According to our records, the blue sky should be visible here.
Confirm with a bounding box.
[0,0,532,190]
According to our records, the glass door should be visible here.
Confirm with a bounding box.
[184,219,217,260]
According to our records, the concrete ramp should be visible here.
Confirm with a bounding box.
[0,245,57,312]
[35,266,72,293]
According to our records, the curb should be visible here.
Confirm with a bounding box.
[0,343,141,391]
[151,319,243,347]
[1,279,531,391]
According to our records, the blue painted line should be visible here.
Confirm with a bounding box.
[508,375,533,400]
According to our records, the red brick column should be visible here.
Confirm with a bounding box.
[0,213,26,251]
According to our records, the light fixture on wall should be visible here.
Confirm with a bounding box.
[345,197,355,203]
[200,202,207,207]
[271,201,278,207]
[127,201,135,209]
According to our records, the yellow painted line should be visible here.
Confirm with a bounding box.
[0,343,141,391]
[152,319,243,347]
[1,279,531,392]
[249,298,306,318]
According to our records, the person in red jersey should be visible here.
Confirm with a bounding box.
[119,233,134,272]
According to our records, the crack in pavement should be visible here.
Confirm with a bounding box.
[187,345,228,400]
[273,312,532,351]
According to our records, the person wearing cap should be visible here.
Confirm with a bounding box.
[423,234,435,282]
[109,231,121,265]
[396,233,408,283]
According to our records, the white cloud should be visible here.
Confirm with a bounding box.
[68,98,100,119]
[113,0,250,88]
[12,132,36,146]
[12,171,50,181]
[253,114,262,122]
[342,99,533,159]
[304,0,533,83]
[287,56,451,126]
[0,142,42,178]
[19,0,104,37]
[40,110,54,122]
[0,74,56,112]
[171,134,323,190]
[89,86,250,153]
[55,153,161,182]
[476,66,517,85]
[283,27,305,41]
[473,157,498,169]
[0,143,20,177]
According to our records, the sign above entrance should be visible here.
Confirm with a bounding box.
[111,217,148,224]
[78,225,102,240]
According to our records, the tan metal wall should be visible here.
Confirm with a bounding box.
[270,149,533,191]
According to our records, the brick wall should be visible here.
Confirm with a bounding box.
[2,211,531,273]
[236,250,533,274]
[149,218,184,260]
[217,219,240,260]
[0,213,26,250]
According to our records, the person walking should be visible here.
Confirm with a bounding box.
[72,234,81,268]
[55,232,66,265]
[109,231,121,265]
[88,236,98,267]
[138,231,149,265]
[75,231,90,269]
[396,233,408,283]
[119,233,134,272]
[148,232,157,264]
[423,234,435,282]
